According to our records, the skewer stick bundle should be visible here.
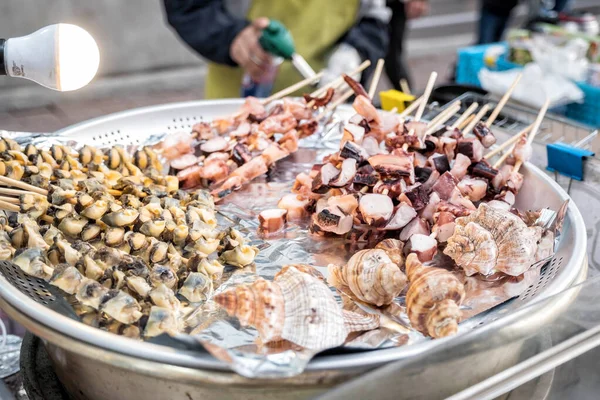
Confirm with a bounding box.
[493,144,515,169]
[0,199,19,213]
[425,101,461,136]
[462,104,490,135]
[458,114,475,131]
[451,102,479,129]
[0,175,47,196]
[309,60,371,99]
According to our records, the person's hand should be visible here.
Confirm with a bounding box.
[405,0,429,20]
[230,17,272,81]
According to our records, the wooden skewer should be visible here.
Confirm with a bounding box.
[458,114,475,131]
[414,72,438,121]
[0,187,42,197]
[262,71,324,105]
[451,102,479,129]
[402,129,415,151]
[368,59,385,100]
[493,144,515,169]
[426,100,460,128]
[0,200,19,213]
[486,72,522,127]
[483,124,533,160]
[398,96,423,119]
[0,176,47,196]
[462,104,490,135]
[0,196,19,204]
[316,88,354,121]
[309,60,371,99]
[424,103,462,136]
[400,79,411,95]
[512,98,550,173]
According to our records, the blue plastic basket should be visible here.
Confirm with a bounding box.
[456,43,600,127]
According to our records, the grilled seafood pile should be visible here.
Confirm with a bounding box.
[157,94,334,198]
[0,137,258,339]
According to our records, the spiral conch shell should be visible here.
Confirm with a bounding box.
[444,203,543,276]
[328,249,407,307]
[214,266,379,350]
[405,253,465,338]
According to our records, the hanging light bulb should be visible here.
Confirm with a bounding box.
[0,23,100,91]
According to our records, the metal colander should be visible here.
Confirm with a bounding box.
[0,99,588,376]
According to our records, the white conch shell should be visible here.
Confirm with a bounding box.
[328,249,407,307]
[444,203,542,276]
[215,266,376,350]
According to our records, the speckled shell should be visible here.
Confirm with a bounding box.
[215,266,357,350]
[374,239,405,268]
[405,253,465,338]
[328,249,407,307]
[444,203,542,276]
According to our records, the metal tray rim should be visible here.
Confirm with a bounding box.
[0,99,587,373]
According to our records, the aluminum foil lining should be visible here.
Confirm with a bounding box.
[25,124,565,379]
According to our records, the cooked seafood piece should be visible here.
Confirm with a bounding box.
[368,153,414,183]
[432,211,456,243]
[104,227,126,247]
[179,272,213,303]
[125,231,148,252]
[328,248,406,306]
[457,177,488,202]
[76,278,109,309]
[126,275,153,298]
[0,231,15,260]
[258,209,287,234]
[329,158,357,188]
[405,253,465,338]
[311,204,354,235]
[80,200,109,220]
[186,236,220,256]
[149,283,181,310]
[450,153,471,180]
[407,233,438,262]
[149,264,178,290]
[13,248,53,279]
[149,240,169,264]
[429,154,450,174]
[457,138,484,162]
[277,194,310,221]
[432,171,459,200]
[81,255,105,280]
[219,244,258,268]
[50,264,84,294]
[382,203,417,231]
[311,163,340,193]
[144,306,180,337]
[101,208,139,227]
[139,218,167,238]
[513,134,532,163]
[399,217,430,241]
[445,203,543,276]
[472,122,496,148]
[359,194,393,226]
[99,290,143,324]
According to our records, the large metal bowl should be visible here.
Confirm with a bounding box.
[0,100,588,400]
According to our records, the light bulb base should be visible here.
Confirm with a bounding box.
[0,39,6,76]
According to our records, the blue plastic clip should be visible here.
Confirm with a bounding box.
[546,142,595,181]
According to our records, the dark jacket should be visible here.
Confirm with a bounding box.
[163,0,390,71]
[482,0,520,17]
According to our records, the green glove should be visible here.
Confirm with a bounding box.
[258,20,295,60]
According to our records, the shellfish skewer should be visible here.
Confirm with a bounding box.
[458,114,475,130]
[462,104,490,135]
[451,102,479,129]
[0,187,43,197]
[0,175,47,196]
[262,71,324,105]
[486,72,523,127]
[367,58,385,100]
[512,98,550,174]
[484,124,533,160]
[414,71,438,121]
[316,88,354,121]
[309,60,371,99]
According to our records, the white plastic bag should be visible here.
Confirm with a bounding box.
[479,63,584,109]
